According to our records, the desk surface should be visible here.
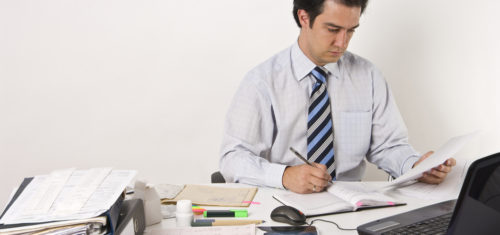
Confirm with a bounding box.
[146,182,451,234]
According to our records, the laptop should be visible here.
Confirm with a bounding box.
[357,152,500,235]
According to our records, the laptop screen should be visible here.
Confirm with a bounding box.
[448,152,500,234]
[357,152,500,235]
[470,164,500,213]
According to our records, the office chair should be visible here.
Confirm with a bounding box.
[211,171,226,183]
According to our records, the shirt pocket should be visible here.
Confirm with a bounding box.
[335,111,372,159]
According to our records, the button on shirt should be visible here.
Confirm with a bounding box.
[219,42,420,189]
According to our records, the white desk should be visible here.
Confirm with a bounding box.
[146,182,449,234]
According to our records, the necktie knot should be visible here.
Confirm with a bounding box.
[310,66,328,96]
[311,66,328,84]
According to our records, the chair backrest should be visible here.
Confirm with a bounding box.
[211,171,226,183]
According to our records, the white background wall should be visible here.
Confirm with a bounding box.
[1,0,499,210]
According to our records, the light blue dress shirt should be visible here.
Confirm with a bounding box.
[219,42,420,189]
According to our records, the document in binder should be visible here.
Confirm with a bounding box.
[0,168,136,235]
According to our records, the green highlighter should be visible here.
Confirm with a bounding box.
[203,209,248,217]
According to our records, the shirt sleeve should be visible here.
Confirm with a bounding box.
[366,68,420,178]
[219,72,287,188]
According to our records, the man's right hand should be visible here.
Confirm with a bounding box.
[282,163,332,194]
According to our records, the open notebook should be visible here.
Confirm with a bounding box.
[273,182,405,217]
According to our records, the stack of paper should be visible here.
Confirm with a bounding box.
[0,168,136,235]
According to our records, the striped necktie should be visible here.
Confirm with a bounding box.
[307,66,336,178]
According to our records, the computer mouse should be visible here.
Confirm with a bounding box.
[270,205,307,225]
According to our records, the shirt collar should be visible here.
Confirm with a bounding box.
[291,41,342,81]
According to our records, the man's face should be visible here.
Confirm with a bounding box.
[298,0,361,66]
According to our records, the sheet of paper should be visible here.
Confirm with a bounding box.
[0,168,136,224]
[52,168,112,215]
[156,184,185,199]
[160,204,177,219]
[381,131,478,189]
[30,169,74,215]
[394,159,471,200]
[150,224,255,235]
[0,169,74,224]
[79,169,136,213]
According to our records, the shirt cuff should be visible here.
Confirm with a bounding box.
[265,163,288,189]
[401,155,420,175]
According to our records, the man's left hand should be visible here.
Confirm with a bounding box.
[413,151,456,184]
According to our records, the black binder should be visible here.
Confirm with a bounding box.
[0,177,33,221]
[0,177,124,234]
[115,199,146,235]
[105,193,125,234]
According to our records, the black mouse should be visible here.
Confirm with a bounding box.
[270,205,307,225]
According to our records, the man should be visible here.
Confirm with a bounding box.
[219,0,455,194]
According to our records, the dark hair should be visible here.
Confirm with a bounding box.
[293,0,368,28]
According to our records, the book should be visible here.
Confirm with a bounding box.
[161,184,258,207]
[272,182,405,217]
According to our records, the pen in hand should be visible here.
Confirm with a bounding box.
[289,147,333,183]
[289,147,313,166]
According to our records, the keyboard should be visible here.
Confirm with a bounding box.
[382,212,452,235]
